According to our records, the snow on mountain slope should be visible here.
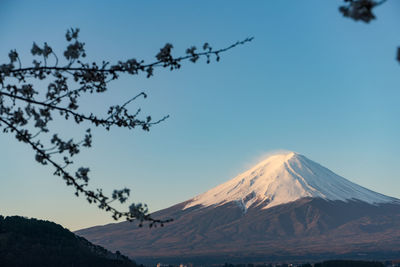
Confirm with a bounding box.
[184,152,397,211]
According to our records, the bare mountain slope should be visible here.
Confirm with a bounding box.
[76,152,400,264]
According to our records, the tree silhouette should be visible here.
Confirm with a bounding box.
[0,28,252,226]
[338,0,400,61]
[339,0,387,23]
[0,215,139,266]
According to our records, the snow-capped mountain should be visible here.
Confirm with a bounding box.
[184,152,396,211]
[76,152,400,265]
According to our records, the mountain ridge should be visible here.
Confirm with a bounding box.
[76,152,400,264]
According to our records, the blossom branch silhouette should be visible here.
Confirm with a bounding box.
[0,28,252,227]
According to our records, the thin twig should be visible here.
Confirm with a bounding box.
[0,116,172,225]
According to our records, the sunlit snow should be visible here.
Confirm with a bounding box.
[184,152,397,211]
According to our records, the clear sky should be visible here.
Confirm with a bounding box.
[0,0,399,231]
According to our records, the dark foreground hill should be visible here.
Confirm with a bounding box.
[0,215,138,267]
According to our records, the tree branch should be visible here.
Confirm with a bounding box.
[7,37,253,75]
[0,91,168,130]
[0,28,252,225]
[0,116,172,226]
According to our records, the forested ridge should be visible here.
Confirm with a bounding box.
[0,215,139,267]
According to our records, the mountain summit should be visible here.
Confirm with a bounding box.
[77,152,400,265]
[185,152,396,211]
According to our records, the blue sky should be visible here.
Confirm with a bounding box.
[1,0,399,231]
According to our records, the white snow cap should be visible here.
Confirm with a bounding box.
[184,151,397,211]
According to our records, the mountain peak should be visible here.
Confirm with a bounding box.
[184,152,396,211]
[248,151,299,172]
[77,152,400,264]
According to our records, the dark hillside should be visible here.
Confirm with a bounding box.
[0,215,138,267]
